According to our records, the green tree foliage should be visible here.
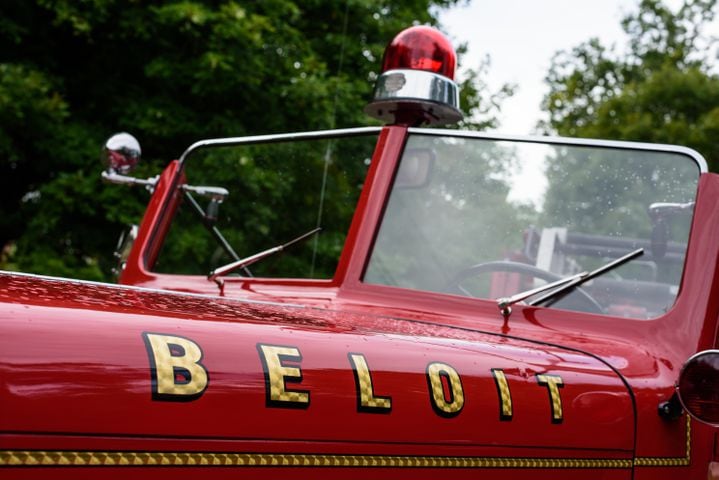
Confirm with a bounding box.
[542,0,719,170]
[0,0,504,280]
[538,0,709,281]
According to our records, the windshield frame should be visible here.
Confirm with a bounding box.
[178,127,383,167]
[408,127,708,173]
[360,127,708,319]
[141,127,383,283]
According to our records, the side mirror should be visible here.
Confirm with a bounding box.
[103,132,141,174]
[100,132,157,190]
[676,350,719,425]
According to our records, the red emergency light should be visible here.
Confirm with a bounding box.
[365,26,463,126]
[382,26,456,80]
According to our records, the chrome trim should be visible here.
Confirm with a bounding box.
[409,127,709,173]
[0,270,305,309]
[497,271,587,317]
[178,127,382,167]
[365,69,462,126]
[679,348,719,367]
[181,184,229,200]
[101,170,158,190]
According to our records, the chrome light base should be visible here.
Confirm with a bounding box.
[364,69,462,126]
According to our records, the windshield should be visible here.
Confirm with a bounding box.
[154,131,378,279]
[364,133,702,319]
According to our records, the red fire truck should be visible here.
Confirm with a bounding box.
[1,26,718,479]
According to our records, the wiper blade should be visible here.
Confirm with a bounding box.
[208,227,321,284]
[528,247,644,308]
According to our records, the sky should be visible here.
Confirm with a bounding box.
[439,0,719,135]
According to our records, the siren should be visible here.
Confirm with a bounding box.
[365,26,463,126]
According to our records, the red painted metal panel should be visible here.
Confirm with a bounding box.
[0,274,633,477]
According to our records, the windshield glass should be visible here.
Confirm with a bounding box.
[364,133,702,319]
[154,132,377,279]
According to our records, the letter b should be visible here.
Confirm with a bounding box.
[143,333,209,401]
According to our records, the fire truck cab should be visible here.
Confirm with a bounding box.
[1,26,718,480]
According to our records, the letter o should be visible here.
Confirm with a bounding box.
[426,362,464,417]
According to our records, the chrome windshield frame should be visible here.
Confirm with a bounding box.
[178,127,383,167]
[409,128,709,174]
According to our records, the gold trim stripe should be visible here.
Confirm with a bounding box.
[633,415,691,467]
[0,451,632,469]
[634,457,689,467]
[0,416,692,470]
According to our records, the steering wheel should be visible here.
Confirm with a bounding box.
[445,260,604,314]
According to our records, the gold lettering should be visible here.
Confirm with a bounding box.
[426,362,464,417]
[491,368,513,420]
[536,374,564,423]
[142,333,208,401]
[257,344,310,408]
[348,353,392,413]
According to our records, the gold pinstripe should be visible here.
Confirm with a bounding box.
[633,415,691,467]
[0,451,633,468]
[0,416,692,469]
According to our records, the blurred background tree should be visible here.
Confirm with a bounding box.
[541,0,719,170]
[0,0,506,280]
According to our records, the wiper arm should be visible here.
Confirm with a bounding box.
[496,247,644,317]
[528,247,644,308]
[208,227,321,285]
[497,271,588,317]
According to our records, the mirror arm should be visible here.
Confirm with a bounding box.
[101,170,158,192]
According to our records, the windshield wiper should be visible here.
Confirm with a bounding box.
[496,248,644,317]
[497,271,588,317]
[208,227,321,286]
